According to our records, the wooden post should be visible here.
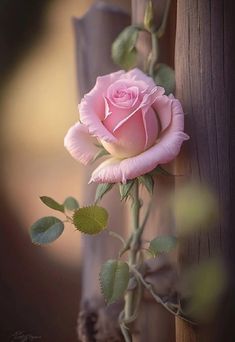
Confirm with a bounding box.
[175,0,235,341]
[131,1,176,341]
[74,3,131,341]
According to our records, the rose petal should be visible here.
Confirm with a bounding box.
[89,157,122,183]
[125,68,156,89]
[153,94,174,132]
[79,70,125,142]
[91,131,189,183]
[142,107,159,149]
[107,81,140,108]
[103,95,141,133]
[102,109,147,158]
[64,123,99,165]
[113,86,164,132]
[90,100,189,183]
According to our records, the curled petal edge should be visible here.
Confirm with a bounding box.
[79,70,125,143]
[64,123,99,165]
[90,131,189,183]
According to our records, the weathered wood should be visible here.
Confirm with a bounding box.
[175,0,235,341]
[131,1,176,341]
[74,0,185,340]
[74,3,130,341]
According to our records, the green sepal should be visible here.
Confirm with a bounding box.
[40,196,64,213]
[92,147,109,163]
[95,183,115,203]
[30,216,64,244]
[64,197,79,211]
[99,259,129,304]
[73,205,108,235]
[119,180,135,201]
[112,25,139,70]
[139,174,154,194]
[153,63,175,95]
[149,235,177,256]
[150,165,173,177]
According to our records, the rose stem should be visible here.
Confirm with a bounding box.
[122,180,141,341]
[148,0,171,77]
[149,32,159,77]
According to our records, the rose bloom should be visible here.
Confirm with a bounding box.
[64,68,189,183]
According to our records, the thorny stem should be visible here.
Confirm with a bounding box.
[120,181,141,342]
[130,266,196,325]
[119,266,142,342]
[64,215,73,223]
[148,0,171,77]
[119,234,133,257]
[109,230,126,247]
[119,202,151,258]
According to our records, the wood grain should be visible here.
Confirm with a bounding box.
[131,1,176,341]
[175,0,235,341]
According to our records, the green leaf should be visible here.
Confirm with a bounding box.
[119,180,135,201]
[64,197,79,211]
[139,174,154,194]
[154,63,175,95]
[100,260,129,304]
[95,183,114,203]
[73,205,108,235]
[149,235,177,256]
[30,216,64,244]
[144,0,155,32]
[112,25,139,70]
[40,196,64,213]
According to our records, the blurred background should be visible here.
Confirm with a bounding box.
[0,1,98,341]
[0,0,230,341]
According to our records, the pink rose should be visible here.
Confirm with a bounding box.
[64,68,189,183]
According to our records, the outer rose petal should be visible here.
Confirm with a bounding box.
[64,123,99,165]
[125,68,156,89]
[79,70,125,142]
[90,99,189,183]
[89,158,123,184]
[153,94,173,132]
[112,86,164,132]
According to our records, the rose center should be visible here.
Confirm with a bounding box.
[107,81,139,108]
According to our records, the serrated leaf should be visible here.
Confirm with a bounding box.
[100,260,129,304]
[149,235,177,256]
[40,196,64,213]
[95,183,114,203]
[112,25,139,70]
[30,216,64,244]
[139,174,154,194]
[154,63,175,95]
[64,197,79,211]
[119,180,135,201]
[73,205,108,235]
